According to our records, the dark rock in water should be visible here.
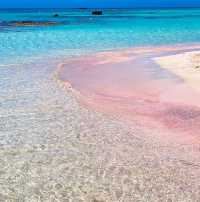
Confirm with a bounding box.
[92,10,103,15]
[10,21,61,27]
[53,14,59,17]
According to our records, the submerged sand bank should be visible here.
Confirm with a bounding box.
[154,51,200,93]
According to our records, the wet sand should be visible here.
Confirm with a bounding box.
[58,44,200,144]
[1,46,200,201]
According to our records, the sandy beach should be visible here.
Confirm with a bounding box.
[1,46,200,201]
[154,50,200,93]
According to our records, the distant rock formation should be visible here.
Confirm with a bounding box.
[92,11,103,15]
[53,14,59,17]
[10,21,61,27]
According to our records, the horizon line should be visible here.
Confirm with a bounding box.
[0,6,200,9]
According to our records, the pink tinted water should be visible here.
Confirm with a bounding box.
[59,46,200,142]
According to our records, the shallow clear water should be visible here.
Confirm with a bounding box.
[1,8,200,64]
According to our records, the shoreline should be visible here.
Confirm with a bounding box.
[58,44,200,143]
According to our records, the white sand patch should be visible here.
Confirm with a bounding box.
[154,51,200,93]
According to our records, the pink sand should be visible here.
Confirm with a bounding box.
[58,45,200,143]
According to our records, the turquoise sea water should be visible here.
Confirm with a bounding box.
[1,8,200,64]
